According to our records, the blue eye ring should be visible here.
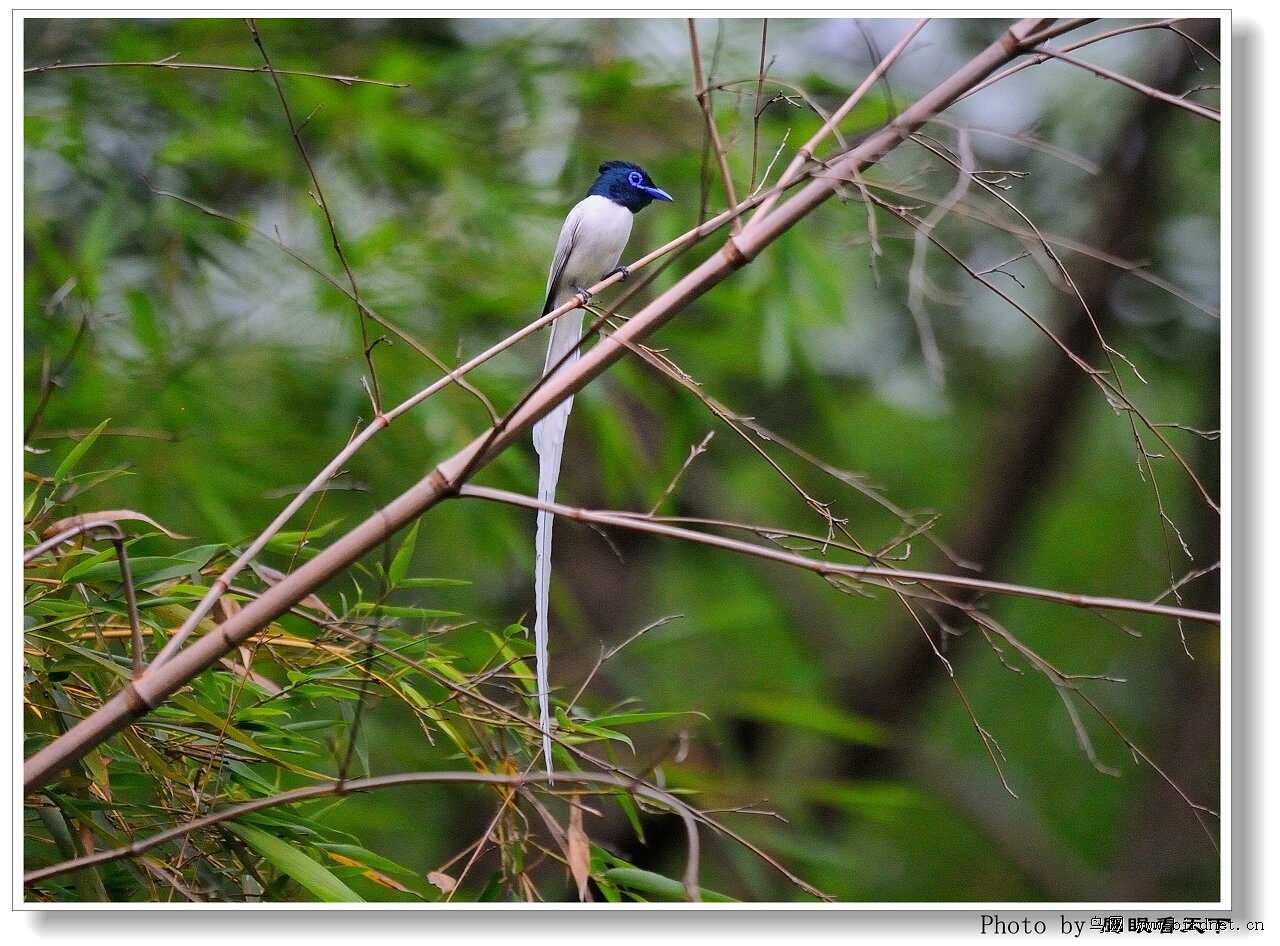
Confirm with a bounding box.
[627,170,644,187]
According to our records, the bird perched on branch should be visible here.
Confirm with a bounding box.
[532,160,673,779]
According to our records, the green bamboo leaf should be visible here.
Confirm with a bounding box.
[166,695,326,779]
[803,780,932,821]
[320,843,420,881]
[171,545,226,564]
[124,288,166,362]
[224,760,281,795]
[52,642,132,680]
[735,694,887,746]
[387,519,419,586]
[351,603,461,620]
[53,418,111,486]
[476,871,504,902]
[567,719,634,752]
[262,519,344,555]
[52,541,117,576]
[74,190,121,299]
[399,680,439,710]
[602,867,736,903]
[226,822,365,902]
[63,555,201,586]
[581,710,697,728]
[614,791,646,845]
[594,871,623,903]
[24,485,43,521]
[396,577,469,588]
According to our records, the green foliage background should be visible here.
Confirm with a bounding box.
[23,18,1220,903]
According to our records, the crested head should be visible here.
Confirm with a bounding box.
[588,160,673,213]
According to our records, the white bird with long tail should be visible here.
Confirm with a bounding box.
[532,160,672,779]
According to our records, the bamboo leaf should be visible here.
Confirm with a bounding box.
[602,867,737,903]
[351,603,462,620]
[567,718,634,752]
[226,822,365,902]
[580,710,696,728]
[735,694,887,746]
[63,555,202,586]
[387,519,419,586]
[53,418,111,486]
[397,576,469,588]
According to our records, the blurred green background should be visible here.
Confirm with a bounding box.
[23,18,1220,902]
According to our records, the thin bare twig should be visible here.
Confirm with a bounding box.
[876,169,1218,319]
[24,311,91,444]
[23,53,407,87]
[688,19,743,233]
[1031,45,1219,121]
[866,168,1219,516]
[750,18,930,222]
[749,19,769,192]
[905,128,1217,623]
[905,126,972,386]
[968,606,1219,847]
[247,20,384,413]
[963,18,1218,105]
[648,431,715,516]
[621,337,968,567]
[459,484,1219,626]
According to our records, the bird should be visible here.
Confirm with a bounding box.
[532,160,673,779]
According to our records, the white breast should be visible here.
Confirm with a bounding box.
[548,195,635,309]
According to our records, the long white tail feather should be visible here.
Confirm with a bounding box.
[531,310,584,781]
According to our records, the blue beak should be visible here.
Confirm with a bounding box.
[645,185,674,202]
